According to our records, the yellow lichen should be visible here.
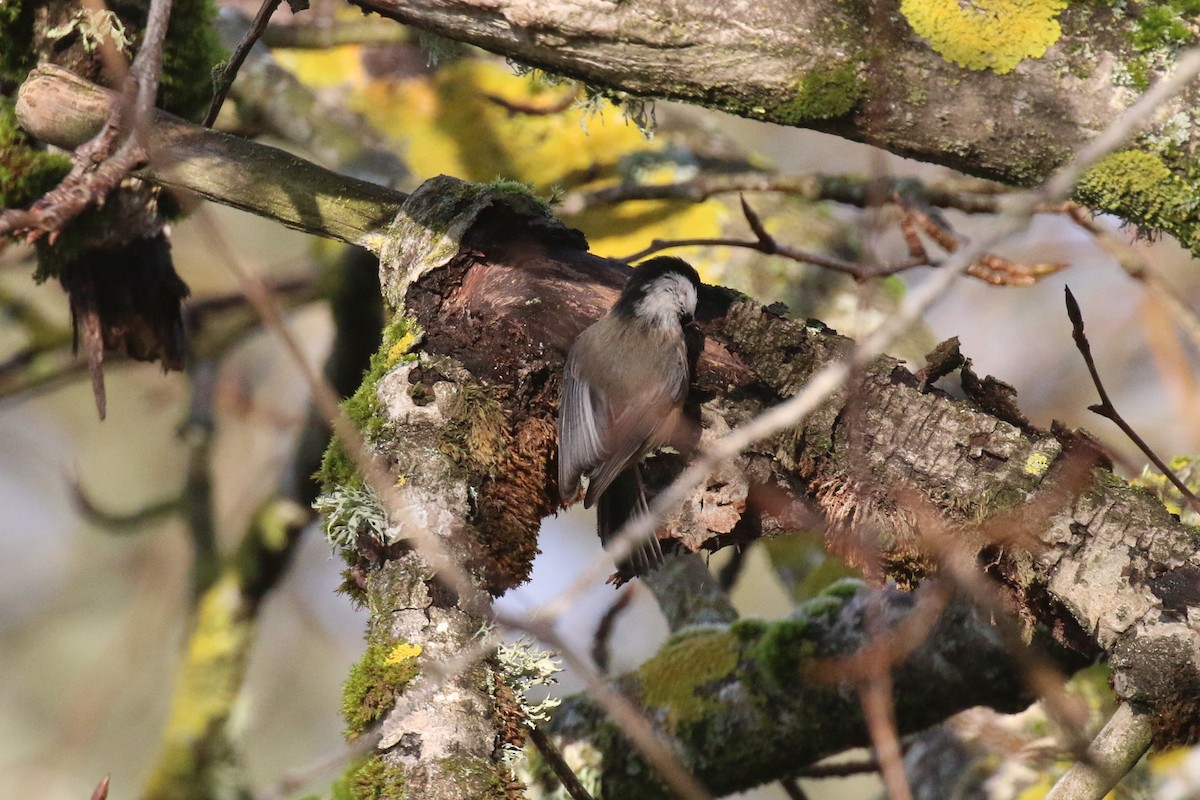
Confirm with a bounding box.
[1024,452,1050,476]
[900,0,1067,74]
[386,642,423,664]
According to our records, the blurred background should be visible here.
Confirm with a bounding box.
[3,3,1199,799]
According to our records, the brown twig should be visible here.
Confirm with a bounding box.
[780,778,811,800]
[0,0,174,241]
[590,585,634,673]
[204,0,285,128]
[618,195,1063,286]
[70,477,181,532]
[483,91,580,116]
[558,172,1012,216]
[1062,203,1200,355]
[526,725,597,800]
[1064,285,1200,514]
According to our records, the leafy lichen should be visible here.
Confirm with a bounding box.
[900,0,1068,74]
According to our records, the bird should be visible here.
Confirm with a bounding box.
[557,256,700,582]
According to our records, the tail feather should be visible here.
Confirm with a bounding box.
[596,465,664,584]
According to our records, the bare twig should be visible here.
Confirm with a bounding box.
[1065,285,1200,514]
[1062,203,1200,355]
[526,725,597,800]
[590,585,634,673]
[557,172,1011,216]
[483,91,580,116]
[204,0,285,128]
[618,195,1063,286]
[780,778,811,800]
[71,477,181,532]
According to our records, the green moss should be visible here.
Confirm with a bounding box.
[342,639,422,736]
[774,62,863,123]
[1074,150,1200,252]
[899,0,1067,73]
[337,755,408,800]
[0,1,37,89]
[1128,1,1200,54]
[0,97,70,209]
[819,577,865,600]
[318,318,423,490]
[435,755,508,800]
[158,0,226,119]
[486,176,554,213]
[637,630,740,730]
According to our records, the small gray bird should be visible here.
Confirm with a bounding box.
[557,257,701,581]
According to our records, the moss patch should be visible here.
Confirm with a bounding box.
[158,0,226,119]
[638,630,740,730]
[334,755,408,800]
[342,639,422,737]
[900,0,1068,74]
[1074,150,1200,252]
[0,97,70,209]
[318,317,423,489]
[774,62,863,123]
[0,1,37,89]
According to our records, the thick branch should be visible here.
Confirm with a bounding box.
[15,65,405,251]
[347,1,1199,188]
[548,585,1061,797]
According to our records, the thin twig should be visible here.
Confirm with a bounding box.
[780,778,811,800]
[71,477,181,532]
[1062,204,1200,355]
[617,195,1062,286]
[591,585,634,673]
[204,0,285,128]
[557,172,1011,216]
[526,725,596,800]
[1064,285,1200,514]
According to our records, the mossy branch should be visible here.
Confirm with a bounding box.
[14,65,407,251]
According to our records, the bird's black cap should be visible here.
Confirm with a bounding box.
[613,257,701,317]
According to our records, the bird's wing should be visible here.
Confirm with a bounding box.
[582,384,679,507]
[558,351,607,500]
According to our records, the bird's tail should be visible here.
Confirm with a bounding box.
[596,464,664,584]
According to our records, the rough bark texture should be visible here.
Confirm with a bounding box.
[347,0,1199,185]
[14,67,1200,794]
[548,585,1060,797]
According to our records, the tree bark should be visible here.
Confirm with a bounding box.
[346,1,1200,217]
[15,67,1200,793]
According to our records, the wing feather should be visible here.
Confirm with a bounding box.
[558,352,607,500]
